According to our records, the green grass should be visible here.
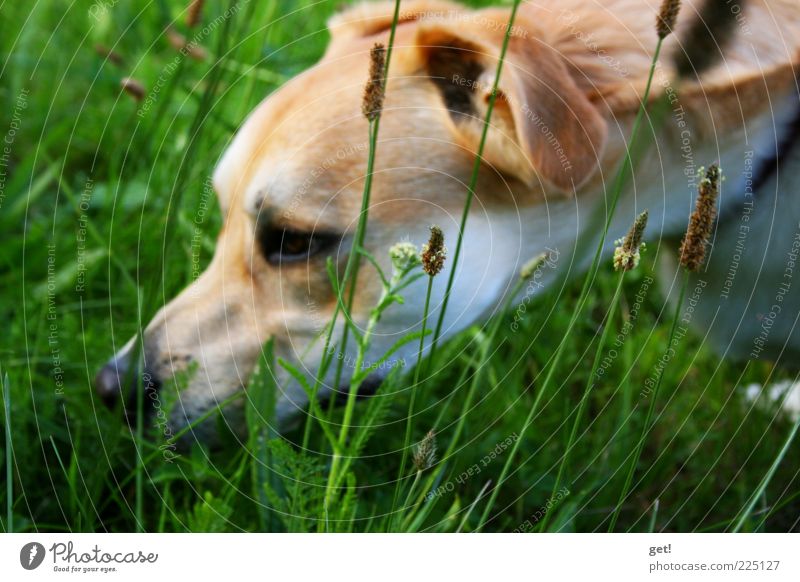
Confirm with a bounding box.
[1,0,799,533]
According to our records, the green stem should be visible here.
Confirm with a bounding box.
[608,268,688,532]
[331,0,404,402]
[732,409,800,532]
[321,268,405,528]
[388,275,434,530]
[301,0,402,452]
[428,0,523,365]
[476,37,666,531]
[135,360,144,533]
[119,14,237,528]
[538,272,626,532]
[3,371,11,533]
[648,499,660,532]
[400,471,423,516]
[400,276,525,530]
[301,120,379,450]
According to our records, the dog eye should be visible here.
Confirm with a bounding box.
[260,227,338,265]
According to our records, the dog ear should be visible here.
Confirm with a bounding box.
[415,11,608,193]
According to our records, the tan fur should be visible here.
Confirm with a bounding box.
[97,0,800,441]
[415,10,609,190]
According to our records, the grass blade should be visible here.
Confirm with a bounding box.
[477,35,668,532]
[428,0,523,362]
[732,413,800,532]
[608,269,688,532]
[3,371,11,533]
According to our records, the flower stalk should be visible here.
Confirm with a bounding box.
[608,165,720,531]
[477,3,681,531]
[301,1,403,455]
[539,211,649,532]
[389,227,445,530]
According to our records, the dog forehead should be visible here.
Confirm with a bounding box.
[212,27,461,219]
[222,114,376,225]
[212,51,377,209]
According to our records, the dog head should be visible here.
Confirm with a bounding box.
[95,0,612,444]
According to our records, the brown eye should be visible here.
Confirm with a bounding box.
[260,227,338,265]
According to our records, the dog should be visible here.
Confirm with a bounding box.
[95,0,800,444]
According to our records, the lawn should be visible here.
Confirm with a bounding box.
[1,0,798,533]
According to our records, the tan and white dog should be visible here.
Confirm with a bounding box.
[95,0,800,443]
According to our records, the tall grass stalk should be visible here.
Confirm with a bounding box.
[119,4,242,533]
[320,250,422,528]
[246,342,278,531]
[398,329,499,531]
[49,436,92,529]
[301,0,402,451]
[400,470,424,518]
[538,272,626,531]
[457,480,493,532]
[648,498,660,532]
[610,162,720,531]
[732,409,800,532]
[540,210,648,531]
[399,266,536,530]
[3,371,11,533]
[135,361,145,532]
[390,0,526,523]
[319,303,380,520]
[389,274,434,528]
[476,35,669,532]
[607,270,688,531]
[427,0,522,363]
[332,46,399,391]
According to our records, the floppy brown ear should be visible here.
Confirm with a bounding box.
[415,11,608,193]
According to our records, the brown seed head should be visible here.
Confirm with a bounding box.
[94,44,124,66]
[421,225,446,276]
[362,43,386,121]
[186,0,204,28]
[120,77,146,102]
[167,27,188,51]
[166,28,208,61]
[613,210,649,272]
[656,0,682,39]
[413,430,437,472]
[679,164,721,272]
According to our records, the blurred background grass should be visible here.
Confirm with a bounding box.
[0,0,798,532]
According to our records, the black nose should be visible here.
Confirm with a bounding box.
[94,354,161,412]
[95,361,127,407]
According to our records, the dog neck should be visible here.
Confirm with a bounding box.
[477,87,800,311]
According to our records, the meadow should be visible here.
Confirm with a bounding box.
[1,0,798,533]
